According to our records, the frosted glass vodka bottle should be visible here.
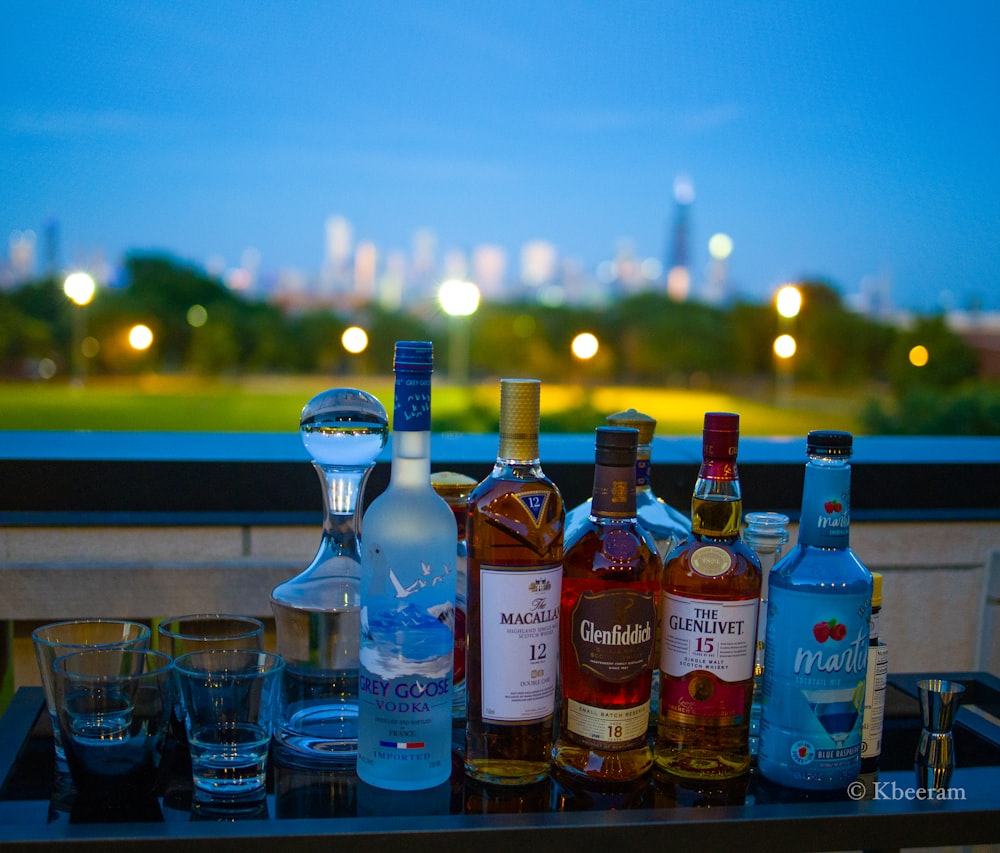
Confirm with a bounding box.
[357,341,457,791]
[757,430,872,791]
[271,387,388,767]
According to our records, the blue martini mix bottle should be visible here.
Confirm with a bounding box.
[357,341,457,790]
[757,430,873,791]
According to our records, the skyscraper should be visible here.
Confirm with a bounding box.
[666,174,694,301]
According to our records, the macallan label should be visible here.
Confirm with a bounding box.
[514,491,551,526]
[479,563,561,722]
[565,698,649,751]
[570,589,656,683]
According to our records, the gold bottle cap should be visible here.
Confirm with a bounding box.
[430,471,478,503]
[607,408,656,444]
[498,378,540,460]
[872,572,883,608]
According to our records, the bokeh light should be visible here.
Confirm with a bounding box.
[341,326,369,354]
[438,279,481,317]
[63,272,96,306]
[128,324,154,351]
[571,332,599,361]
[708,233,734,260]
[776,284,803,319]
[187,304,208,327]
[909,345,930,367]
[773,334,797,359]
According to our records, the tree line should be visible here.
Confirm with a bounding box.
[1,253,996,434]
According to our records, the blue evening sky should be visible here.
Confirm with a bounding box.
[3,1,998,311]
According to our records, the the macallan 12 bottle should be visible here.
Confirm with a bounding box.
[552,426,661,785]
[654,412,761,782]
[357,341,457,791]
[465,378,564,785]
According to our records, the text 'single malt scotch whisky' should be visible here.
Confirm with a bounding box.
[655,412,761,782]
[465,379,564,785]
[553,426,661,785]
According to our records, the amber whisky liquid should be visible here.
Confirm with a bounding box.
[655,494,761,780]
[465,468,564,784]
[465,379,564,786]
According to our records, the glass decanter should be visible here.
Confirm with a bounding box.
[271,387,388,767]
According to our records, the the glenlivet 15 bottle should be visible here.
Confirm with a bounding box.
[465,378,564,785]
[654,412,761,783]
[357,341,457,791]
[758,430,872,791]
[552,426,661,785]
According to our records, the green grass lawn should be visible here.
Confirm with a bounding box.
[0,375,864,436]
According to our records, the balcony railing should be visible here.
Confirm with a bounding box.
[2,431,999,698]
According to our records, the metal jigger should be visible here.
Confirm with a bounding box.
[914,679,966,792]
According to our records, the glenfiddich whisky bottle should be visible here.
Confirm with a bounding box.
[465,379,564,785]
[552,426,660,784]
[654,412,761,782]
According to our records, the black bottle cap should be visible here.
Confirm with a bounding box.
[806,429,853,456]
[595,426,638,467]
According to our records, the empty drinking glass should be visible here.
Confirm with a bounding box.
[173,649,284,812]
[53,648,173,806]
[156,614,265,657]
[32,619,151,771]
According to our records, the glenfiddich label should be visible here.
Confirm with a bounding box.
[570,589,656,683]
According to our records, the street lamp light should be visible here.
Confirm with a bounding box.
[63,272,96,384]
[773,284,802,405]
[341,326,369,355]
[438,279,480,384]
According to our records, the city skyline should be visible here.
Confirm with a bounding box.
[3,2,999,313]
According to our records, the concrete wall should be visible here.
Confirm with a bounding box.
[4,519,998,693]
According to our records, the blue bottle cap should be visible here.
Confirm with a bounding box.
[393,341,433,372]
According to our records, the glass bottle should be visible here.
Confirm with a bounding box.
[654,412,761,783]
[465,378,564,785]
[270,387,388,766]
[758,430,872,791]
[430,470,478,722]
[743,510,790,759]
[565,408,690,562]
[552,426,660,785]
[357,341,457,791]
[860,572,888,786]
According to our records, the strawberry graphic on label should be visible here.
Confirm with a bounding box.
[813,618,846,643]
[823,499,844,513]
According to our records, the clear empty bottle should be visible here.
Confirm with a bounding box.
[271,387,389,767]
[743,510,790,759]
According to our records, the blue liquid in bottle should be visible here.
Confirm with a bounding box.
[757,430,872,791]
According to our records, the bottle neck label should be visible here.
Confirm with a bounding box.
[591,464,636,519]
[393,373,431,432]
[799,464,851,548]
[635,457,651,488]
